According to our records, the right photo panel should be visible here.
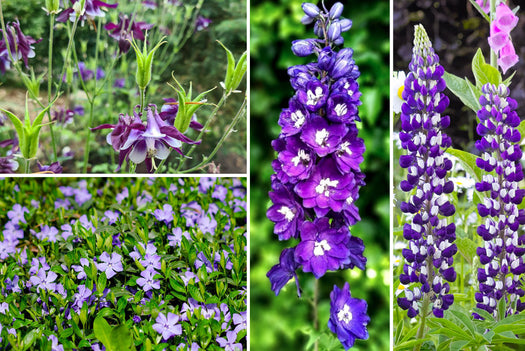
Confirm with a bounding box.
[393,0,525,349]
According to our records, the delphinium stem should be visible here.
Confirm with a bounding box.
[47,13,58,162]
[314,278,319,351]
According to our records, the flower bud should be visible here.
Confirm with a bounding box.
[327,21,342,42]
[302,3,320,18]
[291,39,316,57]
[339,18,352,32]
[329,2,344,20]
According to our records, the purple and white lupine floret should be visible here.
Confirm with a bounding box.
[474,82,525,319]
[397,24,457,318]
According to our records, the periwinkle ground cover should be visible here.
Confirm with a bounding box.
[0,0,246,174]
[0,177,247,350]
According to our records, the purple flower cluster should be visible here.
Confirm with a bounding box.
[0,20,41,73]
[474,83,525,318]
[93,104,199,172]
[397,24,457,318]
[266,2,368,349]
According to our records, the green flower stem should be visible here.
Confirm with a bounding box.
[23,158,30,174]
[414,294,430,351]
[54,19,80,100]
[314,278,319,351]
[47,13,58,162]
[180,96,246,174]
[82,18,103,173]
[176,93,229,171]
[489,0,497,68]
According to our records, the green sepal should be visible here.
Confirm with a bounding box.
[231,51,247,91]
[217,40,235,91]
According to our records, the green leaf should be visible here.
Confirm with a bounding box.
[472,48,502,88]
[94,317,114,351]
[446,148,483,184]
[218,40,235,90]
[449,309,476,337]
[443,71,481,112]
[22,328,40,351]
[455,237,478,265]
[469,0,490,22]
[110,324,135,350]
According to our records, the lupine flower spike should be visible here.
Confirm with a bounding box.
[397,24,457,318]
[474,83,525,319]
[266,2,369,349]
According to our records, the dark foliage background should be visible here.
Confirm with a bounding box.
[394,0,525,153]
[250,0,390,350]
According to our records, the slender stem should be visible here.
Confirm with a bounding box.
[47,13,58,162]
[489,0,497,68]
[314,278,319,351]
[414,294,430,351]
[180,97,246,173]
[82,19,102,173]
[54,18,80,100]
[177,93,229,171]
[23,158,30,174]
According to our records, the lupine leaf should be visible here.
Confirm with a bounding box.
[443,71,481,112]
[472,48,502,88]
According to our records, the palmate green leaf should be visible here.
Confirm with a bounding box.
[446,147,483,182]
[472,48,502,88]
[455,237,478,265]
[394,338,431,351]
[428,317,474,341]
[443,71,481,112]
[448,309,476,337]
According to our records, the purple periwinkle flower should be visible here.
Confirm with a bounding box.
[473,83,525,319]
[397,24,456,318]
[7,204,29,224]
[152,312,182,340]
[136,268,161,292]
[154,204,174,223]
[29,268,57,292]
[216,330,242,351]
[328,282,369,350]
[96,252,123,279]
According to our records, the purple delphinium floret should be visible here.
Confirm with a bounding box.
[152,312,183,340]
[473,83,525,319]
[266,247,301,296]
[328,282,369,350]
[397,24,457,319]
[96,252,123,279]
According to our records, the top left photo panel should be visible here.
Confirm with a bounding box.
[0,0,247,174]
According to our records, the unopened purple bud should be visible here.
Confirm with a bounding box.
[302,3,320,18]
[339,18,352,32]
[327,22,342,42]
[291,39,316,57]
[301,15,315,25]
[329,2,344,20]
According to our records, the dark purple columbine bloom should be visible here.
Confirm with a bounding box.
[267,247,301,296]
[328,282,369,350]
[57,0,118,23]
[0,20,41,72]
[152,312,182,340]
[195,15,212,32]
[37,161,63,174]
[295,218,350,278]
[105,14,154,54]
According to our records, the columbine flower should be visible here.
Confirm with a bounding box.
[57,0,118,23]
[104,14,153,54]
[397,24,457,318]
[473,83,525,319]
[96,252,123,279]
[195,15,212,32]
[328,282,369,350]
[152,312,183,340]
[0,20,41,73]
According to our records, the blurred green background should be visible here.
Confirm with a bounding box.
[250,0,390,350]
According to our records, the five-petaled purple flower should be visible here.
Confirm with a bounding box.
[152,312,183,340]
[105,14,154,54]
[0,19,41,73]
[96,252,123,279]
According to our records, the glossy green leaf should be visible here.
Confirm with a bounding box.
[472,48,501,88]
[443,71,481,112]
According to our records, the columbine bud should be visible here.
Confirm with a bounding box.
[44,0,61,14]
[73,0,85,17]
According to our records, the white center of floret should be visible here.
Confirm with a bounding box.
[277,206,295,222]
[315,178,339,197]
[307,87,324,106]
[337,304,353,323]
[339,141,352,156]
[292,149,310,167]
[313,239,331,256]
[291,110,305,128]
[334,103,348,116]
[315,128,330,147]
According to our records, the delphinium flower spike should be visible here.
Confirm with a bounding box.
[266,2,369,349]
[474,83,525,319]
[397,24,457,318]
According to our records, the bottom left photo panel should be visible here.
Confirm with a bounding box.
[0,177,247,350]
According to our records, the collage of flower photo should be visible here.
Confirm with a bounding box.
[2,0,525,350]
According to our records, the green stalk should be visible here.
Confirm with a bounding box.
[313,278,319,351]
[489,0,497,68]
[177,93,229,171]
[180,97,246,173]
[47,13,58,162]
[414,294,430,351]
[82,18,103,173]
[23,158,30,174]
[54,19,80,100]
